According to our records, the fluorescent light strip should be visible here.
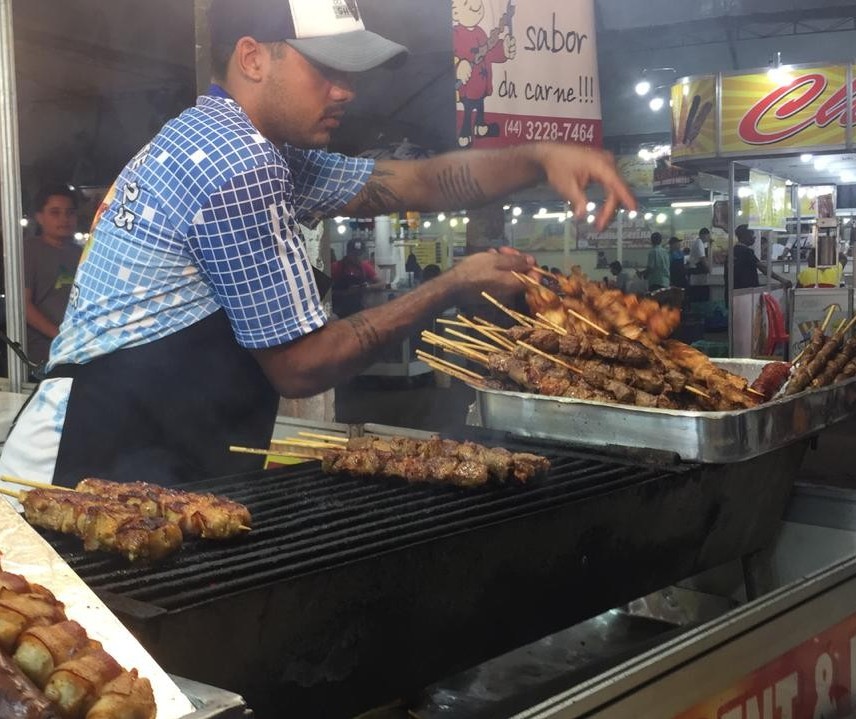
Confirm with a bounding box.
[670,201,713,208]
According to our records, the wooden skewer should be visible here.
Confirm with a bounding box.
[436,318,477,330]
[418,358,486,388]
[297,432,347,443]
[230,445,322,460]
[415,351,486,385]
[472,316,507,332]
[529,266,556,279]
[837,313,856,338]
[457,315,516,351]
[566,308,610,336]
[421,331,490,365]
[480,292,536,328]
[517,340,584,376]
[513,271,546,290]
[0,475,64,491]
[444,327,506,353]
[0,487,21,499]
[821,304,840,333]
[271,438,334,449]
[745,387,766,398]
[535,313,568,336]
[685,385,711,399]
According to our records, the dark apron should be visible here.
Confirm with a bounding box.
[47,310,279,487]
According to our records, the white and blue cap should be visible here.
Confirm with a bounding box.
[209,0,409,72]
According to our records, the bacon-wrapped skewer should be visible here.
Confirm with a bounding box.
[0,588,66,653]
[74,479,251,539]
[85,669,155,719]
[44,646,122,719]
[18,488,183,562]
[14,620,91,687]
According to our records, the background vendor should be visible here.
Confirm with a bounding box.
[332,239,386,317]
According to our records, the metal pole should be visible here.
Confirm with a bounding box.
[616,211,624,265]
[727,161,736,358]
[0,0,25,392]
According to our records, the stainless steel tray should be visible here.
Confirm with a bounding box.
[476,359,856,463]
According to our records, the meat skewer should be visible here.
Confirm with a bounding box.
[74,479,252,540]
[0,487,184,562]
[0,647,61,719]
[44,646,123,719]
[324,436,551,486]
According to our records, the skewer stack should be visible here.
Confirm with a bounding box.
[417,286,762,411]
[783,314,856,396]
[0,477,252,562]
[231,432,551,488]
[0,561,156,718]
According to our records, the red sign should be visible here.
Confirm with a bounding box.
[674,612,856,719]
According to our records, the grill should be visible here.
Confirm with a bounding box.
[36,431,808,718]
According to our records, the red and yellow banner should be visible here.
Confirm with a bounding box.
[723,65,850,153]
[674,611,856,719]
[671,64,856,159]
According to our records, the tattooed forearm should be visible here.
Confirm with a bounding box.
[352,168,404,215]
[344,314,384,355]
[436,164,487,208]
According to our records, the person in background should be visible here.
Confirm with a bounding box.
[24,184,82,367]
[609,260,632,293]
[332,239,385,316]
[728,224,792,291]
[668,236,686,288]
[797,251,842,288]
[421,264,442,282]
[688,227,710,274]
[0,0,635,488]
[645,232,670,291]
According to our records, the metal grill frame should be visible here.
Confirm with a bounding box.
[41,437,807,718]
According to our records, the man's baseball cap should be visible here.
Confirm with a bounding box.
[209,0,409,73]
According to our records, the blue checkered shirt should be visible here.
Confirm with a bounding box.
[49,93,373,369]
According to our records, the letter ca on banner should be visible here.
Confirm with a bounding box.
[724,66,853,150]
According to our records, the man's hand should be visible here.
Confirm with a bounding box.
[445,249,534,304]
[456,59,473,85]
[536,144,636,231]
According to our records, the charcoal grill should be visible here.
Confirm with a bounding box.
[35,430,808,718]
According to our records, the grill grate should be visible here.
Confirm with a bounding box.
[39,443,691,611]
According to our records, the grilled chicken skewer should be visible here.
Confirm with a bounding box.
[14,488,183,562]
[74,479,251,539]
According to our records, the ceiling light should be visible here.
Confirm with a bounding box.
[423,221,431,229]
[502,205,510,211]
[737,210,744,216]
[538,207,547,215]
[450,218,459,228]
[635,80,651,96]
[628,210,638,220]
[649,97,665,112]
[534,212,569,220]
[74,232,84,241]
[586,214,596,224]
[586,201,596,212]
[674,208,683,215]
[644,212,653,221]
[437,213,446,222]
[463,217,470,224]
[656,213,668,224]
[512,206,522,217]
[19,218,28,227]
[800,153,813,163]
[671,201,713,208]
[511,218,518,225]
[337,225,347,235]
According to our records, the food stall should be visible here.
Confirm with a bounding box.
[669,63,856,360]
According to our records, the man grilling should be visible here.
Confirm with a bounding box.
[0,0,634,488]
